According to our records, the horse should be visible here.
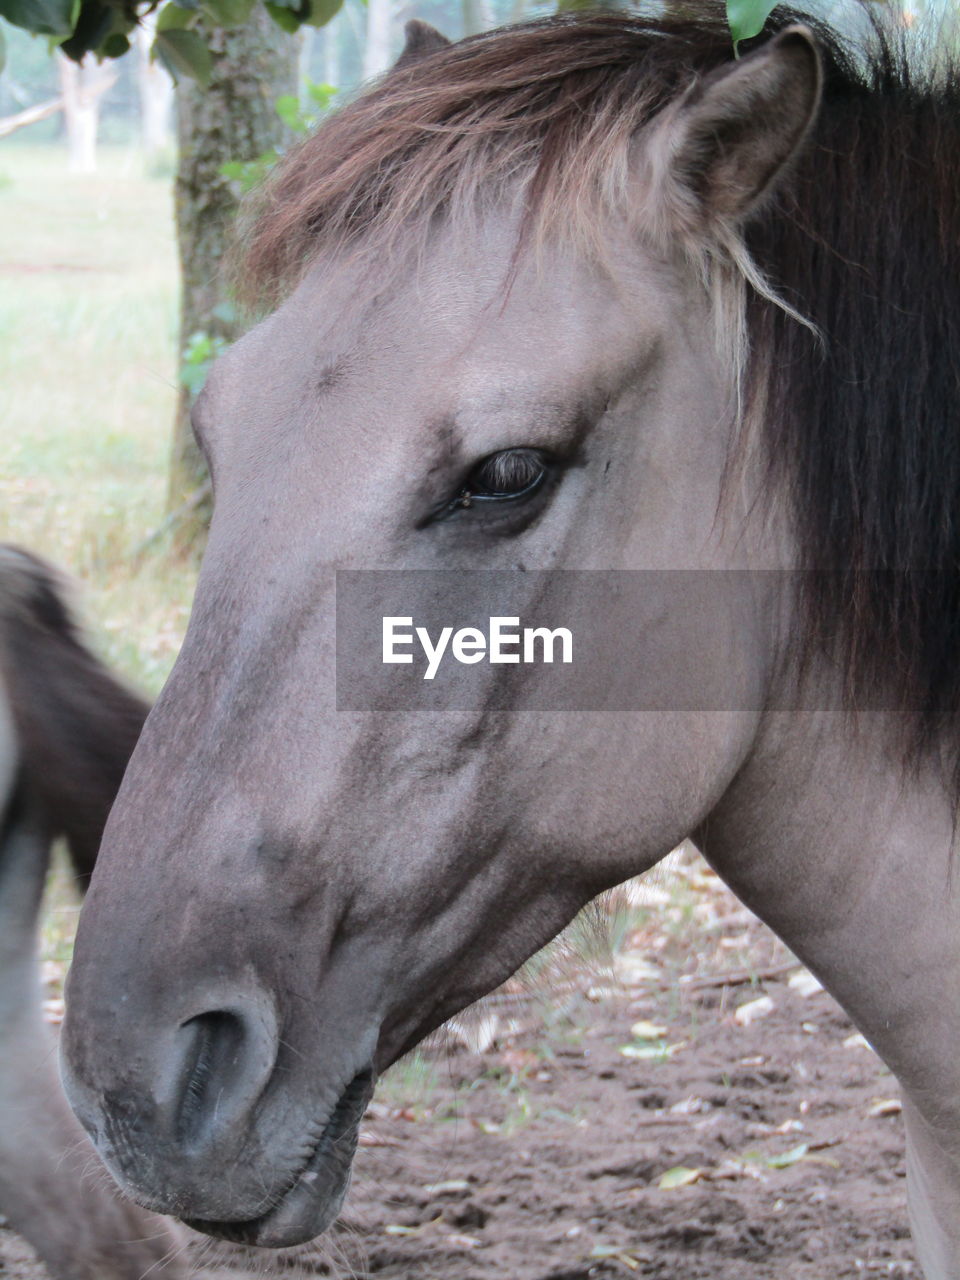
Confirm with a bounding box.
[60,6,960,1277]
[0,545,185,1278]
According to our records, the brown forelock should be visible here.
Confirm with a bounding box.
[235,9,744,308]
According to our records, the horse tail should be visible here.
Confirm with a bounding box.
[0,546,150,891]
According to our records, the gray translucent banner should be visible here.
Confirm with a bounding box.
[334,569,907,712]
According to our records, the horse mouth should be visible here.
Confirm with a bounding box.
[184,1068,374,1248]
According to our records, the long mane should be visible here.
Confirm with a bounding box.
[241,5,960,762]
[0,547,149,885]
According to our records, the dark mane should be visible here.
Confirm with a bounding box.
[743,14,960,757]
[0,547,149,886]
[241,5,960,762]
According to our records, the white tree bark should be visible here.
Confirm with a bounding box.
[323,14,341,87]
[57,56,113,175]
[462,0,493,36]
[363,0,393,80]
[57,55,114,174]
[136,13,174,160]
[0,98,63,140]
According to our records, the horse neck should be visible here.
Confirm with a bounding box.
[697,703,960,1119]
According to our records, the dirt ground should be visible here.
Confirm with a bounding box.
[1,861,918,1280]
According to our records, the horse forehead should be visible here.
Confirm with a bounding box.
[215,232,674,440]
[286,230,650,369]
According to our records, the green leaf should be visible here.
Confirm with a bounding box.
[0,0,73,36]
[220,150,278,192]
[154,27,212,85]
[305,0,342,27]
[102,31,129,56]
[156,2,195,31]
[306,80,337,108]
[58,0,113,60]
[658,1166,702,1189]
[200,0,256,24]
[265,1,300,31]
[180,330,229,397]
[275,93,308,132]
[725,0,777,51]
[764,1143,809,1169]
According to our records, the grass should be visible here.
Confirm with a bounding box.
[0,143,195,974]
[0,143,196,696]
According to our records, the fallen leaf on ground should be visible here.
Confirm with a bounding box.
[734,995,775,1026]
[868,1098,902,1118]
[669,1095,706,1115]
[843,1033,875,1051]
[444,1233,483,1249]
[710,1158,766,1182]
[630,1019,668,1040]
[764,1143,809,1169]
[658,1166,702,1188]
[358,1129,400,1147]
[590,1243,643,1269]
[614,954,662,985]
[620,1041,686,1060]
[748,1118,804,1137]
[788,969,824,998]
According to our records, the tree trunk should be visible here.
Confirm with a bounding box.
[136,13,174,163]
[363,0,393,80]
[167,8,297,541]
[323,15,341,87]
[462,0,492,37]
[57,55,114,173]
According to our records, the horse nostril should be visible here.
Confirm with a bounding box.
[176,1010,254,1147]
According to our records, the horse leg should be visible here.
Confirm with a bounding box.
[0,807,188,1280]
[700,735,960,1280]
[900,1098,960,1280]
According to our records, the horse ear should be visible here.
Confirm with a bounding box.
[395,19,452,70]
[655,26,821,225]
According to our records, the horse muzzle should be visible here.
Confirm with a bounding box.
[186,1067,374,1247]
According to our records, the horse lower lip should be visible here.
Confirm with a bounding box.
[184,1068,372,1247]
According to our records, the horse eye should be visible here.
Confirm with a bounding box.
[425,447,551,526]
[466,448,547,501]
